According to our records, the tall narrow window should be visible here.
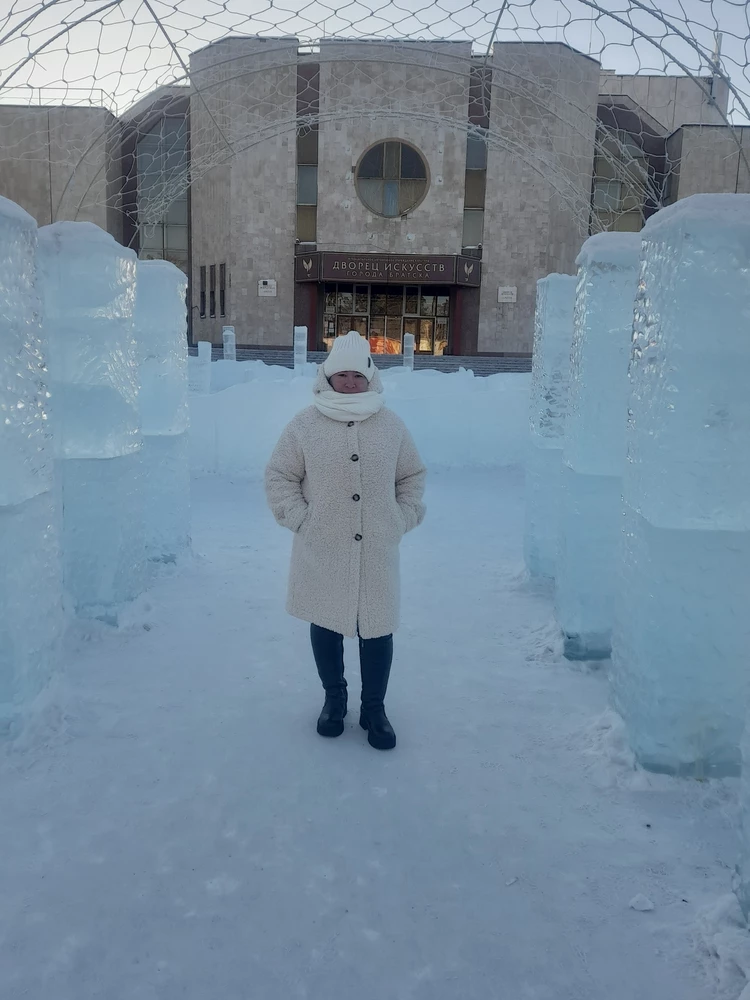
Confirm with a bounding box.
[468,65,491,128]
[209,264,216,318]
[219,263,226,317]
[464,63,491,260]
[297,65,320,245]
[297,63,320,117]
[297,165,318,205]
[591,127,649,232]
[462,209,485,249]
[297,160,319,241]
[136,114,189,275]
[199,266,206,318]
[462,127,488,258]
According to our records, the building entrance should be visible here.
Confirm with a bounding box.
[322,283,450,355]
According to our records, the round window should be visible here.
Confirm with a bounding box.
[355,140,429,218]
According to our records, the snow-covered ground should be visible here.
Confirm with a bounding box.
[0,467,742,999]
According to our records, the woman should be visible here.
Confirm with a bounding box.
[265,331,426,750]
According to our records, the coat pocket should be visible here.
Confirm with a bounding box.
[394,502,407,538]
[295,504,312,534]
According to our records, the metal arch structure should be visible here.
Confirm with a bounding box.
[0,0,749,235]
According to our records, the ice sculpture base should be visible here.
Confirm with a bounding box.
[563,631,611,662]
[611,505,750,778]
[556,466,622,660]
[61,453,146,618]
[0,492,63,735]
[636,754,739,779]
[142,432,191,563]
[524,438,563,581]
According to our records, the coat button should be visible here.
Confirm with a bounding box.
[352,494,360,502]
[351,454,359,462]
[348,421,355,427]
[355,534,363,541]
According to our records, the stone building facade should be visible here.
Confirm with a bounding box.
[189,37,299,346]
[0,105,122,237]
[666,124,750,200]
[0,36,742,356]
[479,44,600,353]
[187,37,604,355]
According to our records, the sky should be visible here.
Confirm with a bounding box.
[0,0,748,119]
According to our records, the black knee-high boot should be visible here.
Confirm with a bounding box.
[310,624,348,738]
[359,633,396,750]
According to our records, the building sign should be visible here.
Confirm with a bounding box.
[497,285,517,303]
[295,252,481,287]
[258,279,277,297]
[322,253,455,283]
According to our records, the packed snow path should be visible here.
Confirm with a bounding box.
[0,469,737,1000]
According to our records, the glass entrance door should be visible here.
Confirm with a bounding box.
[369,288,403,354]
[322,283,450,355]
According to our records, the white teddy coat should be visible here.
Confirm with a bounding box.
[265,367,426,639]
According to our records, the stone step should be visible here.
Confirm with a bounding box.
[189,346,531,375]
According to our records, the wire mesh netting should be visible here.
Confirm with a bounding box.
[1,0,748,251]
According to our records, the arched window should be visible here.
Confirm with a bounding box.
[355,141,428,218]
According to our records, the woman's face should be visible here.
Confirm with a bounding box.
[329,371,369,395]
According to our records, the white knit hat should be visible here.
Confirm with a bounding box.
[323,330,375,381]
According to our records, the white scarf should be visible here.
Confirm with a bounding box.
[313,390,384,422]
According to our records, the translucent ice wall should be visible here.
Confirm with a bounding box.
[524,274,576,580]
[610,194,750,776]
[134,260,190,561]
[556,233,641,660]
[0,196,63,733]
[38,222,145,617]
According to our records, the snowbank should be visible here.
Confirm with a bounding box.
[188,360,530,477]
